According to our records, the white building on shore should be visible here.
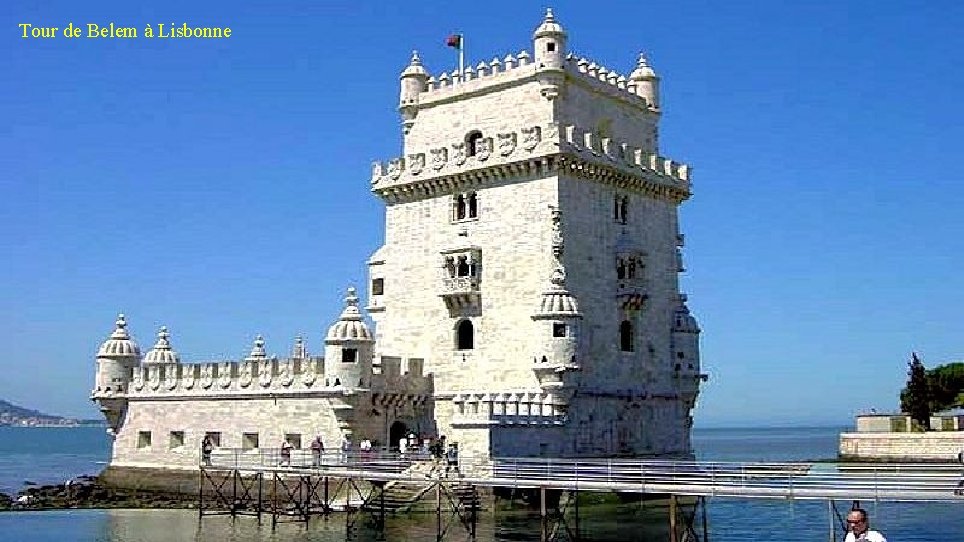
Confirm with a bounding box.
[91,9,705,470]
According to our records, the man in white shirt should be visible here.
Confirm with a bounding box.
[844,508,886,542]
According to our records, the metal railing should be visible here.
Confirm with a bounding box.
[204,448,964,502]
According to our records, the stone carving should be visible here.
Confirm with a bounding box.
[550,206,563,258]
[200,365,214,389]
[259,360,272,387]
[166,369,178,391]
[132,370,145,391]
[302,359,317,386]
[430,147,448,170]
[408,153,425,175]
[371,162,384,183]
[182,367,195,390]
[452,143,467,165]
[476,138,492,161]
[239,362,253,388]
[149,368,161,391]
[387,158,403,180]
[280,361,294,387]
[497,132,517,156]
[522,126,541,151]
[219,362,232,389]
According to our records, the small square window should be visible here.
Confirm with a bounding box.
[205,432,221,447]
[547,42,556,52]
[371,278,384,296]
[552,323,567,338]
[676,352,685,359]
[342,348,357,363]
[242,432,259,451]
[137,431,152,449]
[169,431,185,449]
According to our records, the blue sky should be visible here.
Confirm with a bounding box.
[2,1,961,427]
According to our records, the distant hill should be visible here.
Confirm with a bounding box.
[0,399,102,427]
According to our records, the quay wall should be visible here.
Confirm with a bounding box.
[839,431,964,462]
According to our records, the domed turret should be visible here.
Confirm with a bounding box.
[97,314,141,359]
[143,326,180,365]
[325,287,374,389]
[91,314,141,435]
[245,334,267,362]
[399,51,429,133]
[629,53,660,108]
[671,295,702,386]
[532,268,582,400]
[93,314,141,396]
[533,8,567,70]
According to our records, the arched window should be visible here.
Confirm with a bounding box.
[619,320,634,352]
[466,131,483,157]
[616,259,626,280]
[456,320,474,350]
[456,256,471,277]
[456,194,466,220]
[620,197,629,225]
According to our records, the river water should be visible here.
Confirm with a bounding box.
[0,425,961,541]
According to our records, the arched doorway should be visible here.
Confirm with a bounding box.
[389,420,408,451]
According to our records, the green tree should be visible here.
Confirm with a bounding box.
[925,362,964,413]
[899,353,931,429]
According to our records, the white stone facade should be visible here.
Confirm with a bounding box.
[92,10,704,468]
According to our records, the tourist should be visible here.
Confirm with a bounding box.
[845,508,886,542]
[398,434,407,457]
[445,442,460,477]
[280,440,292,467]
[310,435,324,467]
[340,435,352,464]
[201,436,213,466]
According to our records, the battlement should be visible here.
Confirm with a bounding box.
[450,390,568,427]
[371,122,690,196]
[563,53,657,109]
[123,354,431,399]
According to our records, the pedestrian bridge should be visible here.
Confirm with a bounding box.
[207,448,964,502]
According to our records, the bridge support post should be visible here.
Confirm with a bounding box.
[669,494,678,542]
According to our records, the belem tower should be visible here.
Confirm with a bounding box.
[91,10,705,470]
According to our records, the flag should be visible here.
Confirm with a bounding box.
[446,34,462,49]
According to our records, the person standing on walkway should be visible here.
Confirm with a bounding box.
[844,508,886,542]
[201,436,213,466]
[340,435,352,464]
[280,440,293,467]
[310,435,324,467]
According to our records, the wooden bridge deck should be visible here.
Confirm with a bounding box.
[206,449,964,503]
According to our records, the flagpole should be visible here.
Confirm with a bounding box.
[459,33,465,80]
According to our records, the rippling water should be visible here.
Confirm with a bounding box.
[1,426,961,541]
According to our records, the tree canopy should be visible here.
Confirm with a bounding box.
[899,355,964,430]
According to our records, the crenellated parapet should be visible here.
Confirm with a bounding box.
[449,390,569,427]
[372,122,691,202]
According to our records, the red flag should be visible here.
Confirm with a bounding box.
[446,34,462,49]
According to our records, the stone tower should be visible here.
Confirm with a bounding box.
[369,10,705,459]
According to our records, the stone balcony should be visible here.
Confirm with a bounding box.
[439,276,481,313]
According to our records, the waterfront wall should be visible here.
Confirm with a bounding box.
[839,431,964,462]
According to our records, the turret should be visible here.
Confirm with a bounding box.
[533,8,567,100]
[629,53,660,109]
[143,326,180,365]
[399,51,429,135]
[671,295,703,394]
[324,287,374,389]
[531,268,582,404]
[91,314,141,434]
[532,8,567,71]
